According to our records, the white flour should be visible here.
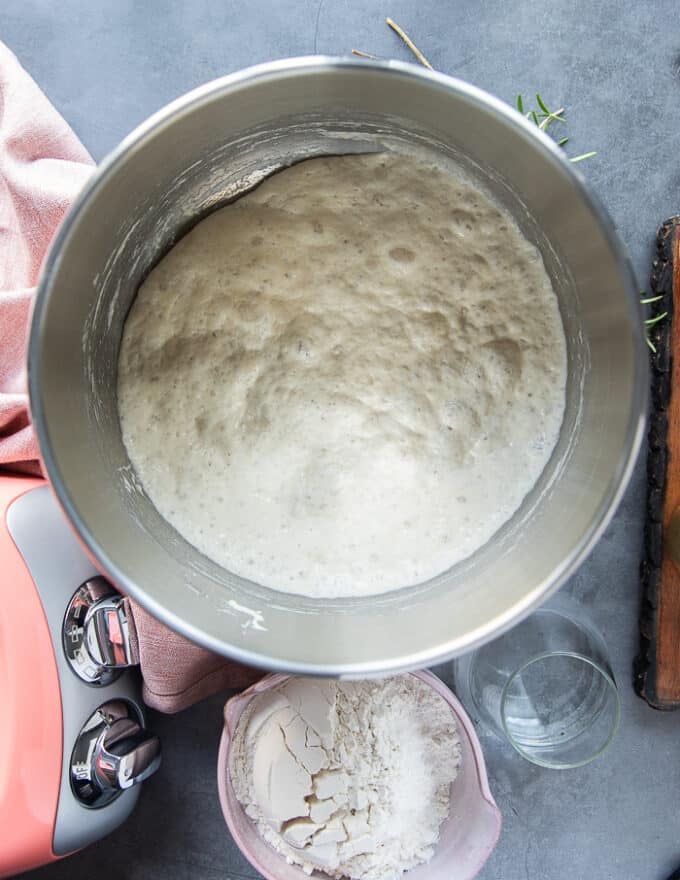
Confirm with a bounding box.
[229,676,461,880]
[118,153,567,597]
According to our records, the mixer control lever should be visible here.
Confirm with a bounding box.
[85,594,135,669]
[71,700,161,808]
[63,577,137,686]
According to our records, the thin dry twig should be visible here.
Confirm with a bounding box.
[385,17,433,69]
[351,48,381,60]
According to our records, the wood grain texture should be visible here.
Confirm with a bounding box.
[635,218,680,709]
[656,223,680,703]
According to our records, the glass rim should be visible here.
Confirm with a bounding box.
[499,649,621,770]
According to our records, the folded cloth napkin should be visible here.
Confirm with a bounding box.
[0,41,260,709]
[124,598,262,713]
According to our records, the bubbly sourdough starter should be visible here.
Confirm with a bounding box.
[118,153,567,598]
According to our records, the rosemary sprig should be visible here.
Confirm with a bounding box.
[353,20,596,166]
[516,93,595,163]
[352,18,433,68]
[385,17,433,69]
[641,291,668,353]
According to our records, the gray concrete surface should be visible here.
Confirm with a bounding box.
[3,1,680,878]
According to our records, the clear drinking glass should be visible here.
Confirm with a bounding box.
[455,598,620,769]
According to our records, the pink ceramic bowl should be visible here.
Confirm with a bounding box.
[217,670,502,880]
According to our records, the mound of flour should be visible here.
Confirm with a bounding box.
[229,676,461,880]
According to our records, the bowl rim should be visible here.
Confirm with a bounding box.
[29,55,648,674]
[217,670,502,880]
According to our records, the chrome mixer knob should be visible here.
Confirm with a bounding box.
[63,577,136,686]
[70,700,161,808]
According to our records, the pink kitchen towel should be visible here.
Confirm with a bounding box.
[0,41,94,474]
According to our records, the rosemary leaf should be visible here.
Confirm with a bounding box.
[570,151,597,163]
[536,92,550,114]
[645,312,668,327]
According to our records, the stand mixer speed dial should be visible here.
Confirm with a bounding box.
[71,700,161,808]
[63,577,135,686]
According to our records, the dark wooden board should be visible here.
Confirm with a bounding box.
[635,217,680,710]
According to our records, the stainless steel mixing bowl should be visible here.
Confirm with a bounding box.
[29,57,647,675]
